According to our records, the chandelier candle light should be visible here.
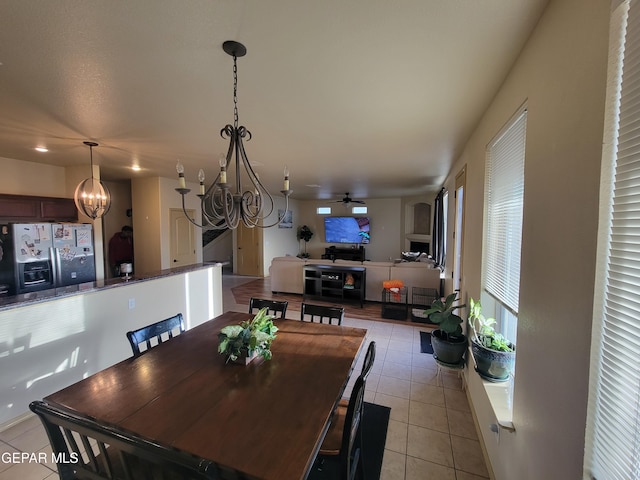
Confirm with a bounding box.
[175,40,292,229]
[74,141,111,219]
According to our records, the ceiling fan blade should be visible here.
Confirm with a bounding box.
[326,192,366,204]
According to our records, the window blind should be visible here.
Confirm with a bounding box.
[585,1,640,478]
[483,109,527,314]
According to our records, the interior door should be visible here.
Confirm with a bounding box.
[170,209,196,267]
[237,222,262,276]
[453,168,466,294]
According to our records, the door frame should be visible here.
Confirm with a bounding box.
[453,167,466,295]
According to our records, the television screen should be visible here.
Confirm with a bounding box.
[324,217,371,244]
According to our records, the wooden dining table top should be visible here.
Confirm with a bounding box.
[44,311,367,480]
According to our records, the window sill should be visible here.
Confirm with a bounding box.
[483,381,515,431]
[467,346,515,432]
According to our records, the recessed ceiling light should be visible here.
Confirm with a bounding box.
[35,147,48,153]
[131,165,141,171]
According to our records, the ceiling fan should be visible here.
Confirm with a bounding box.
[332,192,366,206]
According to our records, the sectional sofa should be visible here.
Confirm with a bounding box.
[268,256,442,303]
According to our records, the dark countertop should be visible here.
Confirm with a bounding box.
[0,262,223,312]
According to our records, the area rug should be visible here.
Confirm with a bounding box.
[420,331,434,354]
[308,402,391,480]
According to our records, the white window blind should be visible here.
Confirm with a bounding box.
[483,109,526,314]
[585,1,640,478]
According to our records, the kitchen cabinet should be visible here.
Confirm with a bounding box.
[0,194,77,222]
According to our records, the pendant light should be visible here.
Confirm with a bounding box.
[175,40,292,229]
[74,141,111,219]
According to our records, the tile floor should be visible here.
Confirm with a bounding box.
[0,274,490,480]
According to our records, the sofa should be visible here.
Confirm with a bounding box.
[391,262,442,303]
[268,256,442,303]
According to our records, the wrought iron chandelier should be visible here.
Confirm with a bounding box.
[74,141,111,219]
[176,40,292,229]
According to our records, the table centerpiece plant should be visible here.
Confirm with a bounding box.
[218,308,278,364]
[468,297,515,382]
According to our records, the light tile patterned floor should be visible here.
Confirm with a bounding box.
[0,274,490,480]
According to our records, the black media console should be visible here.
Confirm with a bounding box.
[321,246,365,262]
[303,264,366,307]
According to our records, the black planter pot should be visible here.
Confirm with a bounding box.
[430,330,467,365]
[471,339,516,382]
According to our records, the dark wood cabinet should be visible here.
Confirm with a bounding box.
[0,196,39,220]
[40,198,78,221]
[304,264,366,307]
[0,194,77,222]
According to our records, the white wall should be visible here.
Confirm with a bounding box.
[295,198,402,262]
[130,176,203,274]
[262,196,301,273]
[442,0,609,478]
[131,177,163,273]
[0,157,67,197]
[0,265,223,427]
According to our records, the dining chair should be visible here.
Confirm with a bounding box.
[29,400,258,480]
[126,312,185,357]
[248,297,288,318]
[316,375,366,480]
[339,341,376,408]
[300,303,344,325]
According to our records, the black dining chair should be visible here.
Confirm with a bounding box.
[339,341,376,408]
[316,375,366,480]
[29,400,258,480]
[126,313,185,357]
[248,298,288,318]
[300,303,344,325]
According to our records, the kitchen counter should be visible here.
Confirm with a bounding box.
[0,262,223,427]
[0,262,223,312]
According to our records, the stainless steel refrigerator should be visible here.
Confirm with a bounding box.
[0,223,96,295]
[51,223,96,287]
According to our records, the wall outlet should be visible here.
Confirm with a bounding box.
[128,298,135,310]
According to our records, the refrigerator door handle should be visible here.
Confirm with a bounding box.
[50,247,60,286]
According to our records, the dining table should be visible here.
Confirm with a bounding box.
[44,310,367,480]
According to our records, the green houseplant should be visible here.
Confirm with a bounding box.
[297,225,314,258]
[218,308,278,364]
[424,292,467,365]
[468,297,515,382]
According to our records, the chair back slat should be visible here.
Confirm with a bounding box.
[248,298,288,318]
[126,313,185,357]
[300,303,344,326]
[361,341,376,381]
[342,375,366,480]
[30,400,259,480]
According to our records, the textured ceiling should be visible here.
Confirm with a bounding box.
[0,0,548,200]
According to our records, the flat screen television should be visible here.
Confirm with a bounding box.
[324,217,371,244]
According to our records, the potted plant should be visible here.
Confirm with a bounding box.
[468,297,515,382]
[424,292,467,365]
[218,308,278,364]
[297,225,313,258]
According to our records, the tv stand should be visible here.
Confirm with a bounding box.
[303,264,366,307]
[321,246,365,262]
